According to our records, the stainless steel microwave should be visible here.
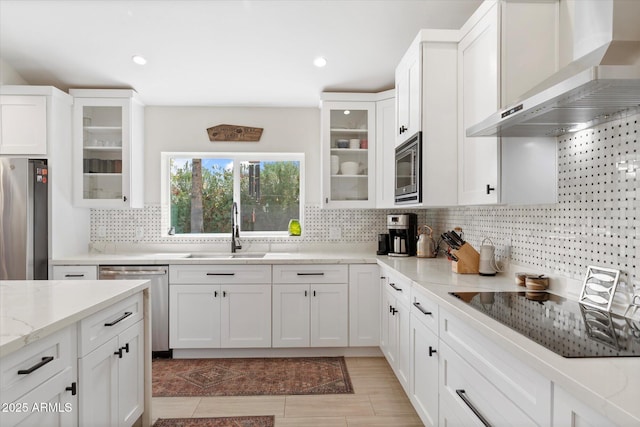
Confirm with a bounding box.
[395,132,422,205]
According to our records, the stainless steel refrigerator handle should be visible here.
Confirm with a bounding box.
[100,270,167,276]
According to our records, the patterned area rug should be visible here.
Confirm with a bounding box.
[153,416,274,427]
[153,357,354,397]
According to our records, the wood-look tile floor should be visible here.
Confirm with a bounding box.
[152,357,424,427]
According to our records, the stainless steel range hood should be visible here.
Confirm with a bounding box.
[468,0,640,138]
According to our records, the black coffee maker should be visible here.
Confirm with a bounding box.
[387,213,418,257]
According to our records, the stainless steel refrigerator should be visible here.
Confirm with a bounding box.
[0,158,49,280]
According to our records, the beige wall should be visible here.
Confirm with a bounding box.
[144,106,321,205]
[0,58,28,85]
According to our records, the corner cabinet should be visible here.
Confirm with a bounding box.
[70,89,144,208]
[320,94,376,208]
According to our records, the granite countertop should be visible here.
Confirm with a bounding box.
[0,279,149,357]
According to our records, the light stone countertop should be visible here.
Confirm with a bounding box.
[47,251,639,425]
[0,279,149,357]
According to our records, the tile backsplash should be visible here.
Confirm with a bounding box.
[91,114,638,284]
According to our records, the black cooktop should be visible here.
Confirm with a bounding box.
[450,291,640,358]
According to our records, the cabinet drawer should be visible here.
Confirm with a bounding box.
[440,308,551,426]
[273,264,348,284]
[384,270,410,306]
[78,293,143,357]
[410,284,438,334]
[0,325,75,404]
[170,264,271,284]
[52,265,98,280]
[440,341,537,427]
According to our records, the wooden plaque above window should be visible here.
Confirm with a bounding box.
[207,124,263,142]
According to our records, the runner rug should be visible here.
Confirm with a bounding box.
[152,357,354,397]
[152,416,274,427]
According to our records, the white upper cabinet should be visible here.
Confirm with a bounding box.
[458,0,559,206]
[0,86,71,156]
[374,91,396,209]
[70,89,144,208]
[320,94,377,208]
[395,31,459,207]
[395,46,421,143]
[458,3,501,205]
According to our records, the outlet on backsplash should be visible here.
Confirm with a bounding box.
[329,226,342,240]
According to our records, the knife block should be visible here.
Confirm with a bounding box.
[451,243,480,274]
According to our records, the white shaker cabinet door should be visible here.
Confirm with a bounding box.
[457,2,500,205]
[117,321,144,427]
[0,95,47,155]
[169,284,221,348]
[78,336,119,427]
[220,284,271,348]
[272,284,311,347]
[348,264,380,346]
[310,283,348,347]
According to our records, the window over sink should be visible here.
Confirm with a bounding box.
[161,152,304,236]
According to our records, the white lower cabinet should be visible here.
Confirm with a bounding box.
[552,384,618,427]
[272,265,349,348]
[348,264,380,346]
[409,285,439,427]
[272,283,348,347]
[170,284,221,348]
[0,326,77,427]
[51,265,98,280]
[439,341,537,427]
[169,265,272,349]
[170,284,271,349]
[78,320,143,427]
[380,270,411,392]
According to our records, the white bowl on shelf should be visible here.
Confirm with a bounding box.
[340,161,359,175]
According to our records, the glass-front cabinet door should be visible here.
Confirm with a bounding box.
[321,99,376,208]
[71,89,143,208]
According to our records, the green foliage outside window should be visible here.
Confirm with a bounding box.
[169,157,300,234]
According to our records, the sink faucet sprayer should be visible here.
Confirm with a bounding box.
[231,202,242,253]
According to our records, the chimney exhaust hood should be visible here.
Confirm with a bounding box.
[467,0,640,138]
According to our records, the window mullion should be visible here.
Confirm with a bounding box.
[233,158,241,231]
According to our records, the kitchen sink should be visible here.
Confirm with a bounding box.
[187,253,266,259]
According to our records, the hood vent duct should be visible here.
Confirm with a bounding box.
[468,0,640,138]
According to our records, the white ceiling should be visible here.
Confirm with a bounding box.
[0,0,481,107]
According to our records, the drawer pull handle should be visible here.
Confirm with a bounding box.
[413,302,432,316]
[456,389,492,427]
[206,273,235,276]
[389,283,402,292]
[296,272,325,276]
[104,311,132,327]
[65,382,77,396]
[429,346,437,357]
[65,274,85,278]
[18,356,54,375]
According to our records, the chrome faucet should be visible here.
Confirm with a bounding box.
[231,202,242,253]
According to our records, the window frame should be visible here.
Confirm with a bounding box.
[161,151,305,238]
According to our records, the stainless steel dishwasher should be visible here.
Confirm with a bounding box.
[99,265,170,358]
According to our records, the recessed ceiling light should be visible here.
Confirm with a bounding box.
[343,110,350,115]
[132,55,147,65]
[313,56,327,68]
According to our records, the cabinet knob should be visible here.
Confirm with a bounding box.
[114,348,123,358]
[429,346,437,357]
[65,382,77,396]
[486,184,496,195]
[122,343,130,354]
[399,125,407,134]
[123,195,128,202]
